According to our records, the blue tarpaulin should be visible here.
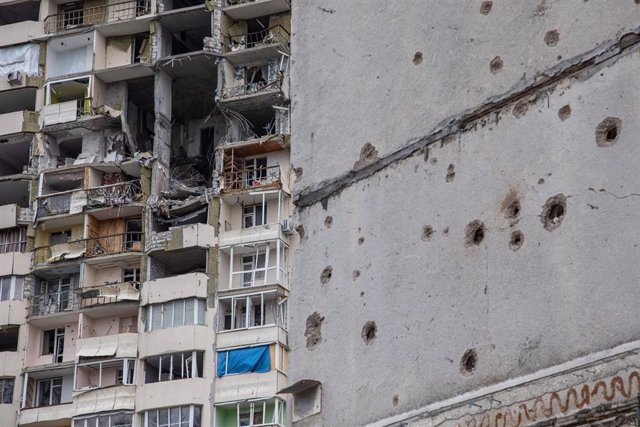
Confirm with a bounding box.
[217,345,271,377]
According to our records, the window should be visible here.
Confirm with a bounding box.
[217,345,271,377]
[144,405,201,427]
[0,378,13,404]
[36,377,62,407]
[0,325,19,352]
[0,276,23,301]
[42,328,65,363]
[144,351,204,383]
[239,403,264,426]
[243,204,266,228]
[0,227,27,253]
[125,220,142,249]
[49,230,71,246]
[116,366,135,385]
[219,292,286,331]
[242,254,266,287]
[243,157,267,187]
[123,268,140,283]
[74,412,134,427]
[145,299,205,331]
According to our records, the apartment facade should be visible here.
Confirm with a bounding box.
[0,0,291,426]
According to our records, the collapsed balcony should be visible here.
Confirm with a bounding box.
[214,397,286,427]
[219,239,289,291]
[224,24,290,65]
[43,0,152,34]
[220,60,286,109]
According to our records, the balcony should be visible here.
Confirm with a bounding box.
[0,110,38,139]
[33,232,144,267]
[220,165,282,194]
[224,25,290,65]
[74,358,135,391]
[19,402,75,426]
[76,333,138,359]
[219,239,289,291]
[136,378,209,413]
[41,98,99,127]
[215,397,286,427]
[43,0,151,34]
[223,0,291,20]
[215,370,287,404]
[141,272,208,306]
[221,77,283,108]
[0,1,43,48]
[78,282,140,309]
[87,180,143,209]
[28,291,79,317]
[216,288,287,339]
[147,223,216,253]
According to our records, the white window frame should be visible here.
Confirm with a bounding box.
[219,290,287,332]
[73,358,136,391]
[146,299,205,331]
[73,411,134,427]
[0,276,23,301]
[123,268,141,283]
[35,377,62,407]
[143,405,201,427]
[243,203,267,228]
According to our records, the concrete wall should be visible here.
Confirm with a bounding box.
[289,1,640,426]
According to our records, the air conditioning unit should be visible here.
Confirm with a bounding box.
[281,218,294,235]
[7,71,20,86]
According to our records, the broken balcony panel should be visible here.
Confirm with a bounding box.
[222,0,291,21]
[224,24,290,65]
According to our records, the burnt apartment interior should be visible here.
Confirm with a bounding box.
[126,76,155,153]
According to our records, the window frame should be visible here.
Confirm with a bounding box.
[242,203,267,228]
[0,377,14,404]
[0,276,23,301]
[145,298,205,332]
[144,351,203,384]
[35,377,63,407]
[143,405,201,427]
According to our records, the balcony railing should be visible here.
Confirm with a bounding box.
[221,76,282,99]
[76,97,94,118]
[44,0,151,34]
[224,24,290,52]
[34,232,144,265]
[87,180,142,208]
[85,232,144,258]
[221,165,281,193]
[29,291,80,316]
[37,192,73,216]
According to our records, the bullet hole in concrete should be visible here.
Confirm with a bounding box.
[595,117,621,147]
[430,157,438,165]
[295,225,306,240]
[324,216,333,228]
[460,349,478,374]
[392,394,399,407]
[293,166,303,183]
[446,164,456,182]
[352,270,360,281]
[504,199,521,219]
[558,104,571,121]
[413,51,423,65]
[361,321,377,345]
[557,55,562,60]
[544,30,559,46]
[421,225,434,241]
[509,230,524,251]
[360,291,365,297]
[538,178,545,185]
[320,198,329,210]
[512,101,528,118]
[490,56,503,74]
[465,221,485,246]
[358,237,365,245]
[320,266,333,284]
[304,312,324,351]
[480,0,493,15]
[354,142,379,170]
[541,194,566,231]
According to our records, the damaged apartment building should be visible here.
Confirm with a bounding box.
[0,0,292,426]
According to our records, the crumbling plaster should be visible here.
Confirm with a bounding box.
[288,5,640,425]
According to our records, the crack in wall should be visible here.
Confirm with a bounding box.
[294,28,640,210]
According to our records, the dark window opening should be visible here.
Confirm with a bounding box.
[0,1,39,26]
[0,326,19,352]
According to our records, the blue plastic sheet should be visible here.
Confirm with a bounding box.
[217,345,271,377]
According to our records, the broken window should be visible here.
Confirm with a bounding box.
[145,298,206,331]
[42,328,65,363]
[143,405,201,427]
[0,378,14,404]
[132,33,151,64]
[49,230,72,246]
[0,325,19,352]
[242,254,266,286]
[144,351,203,383]
[75,358,135,390]
[0,1,39,26]
[219,291,287,331]
[0,227,27,253]
[125,219,143,250]
[74,412,134,427]
[243,203,266,228]
[216,345,271,377]
[116,365,136,385]
[0,276,23,301]
[123,268,141,283]
[36,377,62,407]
